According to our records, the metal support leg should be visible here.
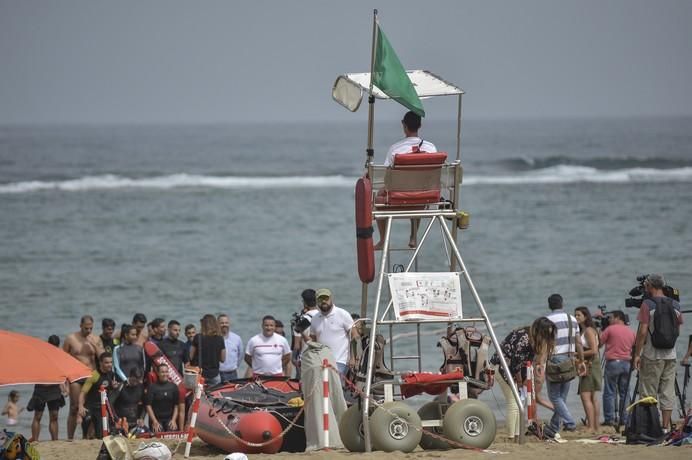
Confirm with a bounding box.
[437,216,527,444]
[363,216,392,452]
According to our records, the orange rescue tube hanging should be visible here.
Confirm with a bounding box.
[355,176,375,283]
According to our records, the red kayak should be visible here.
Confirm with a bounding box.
[195,378,305,454]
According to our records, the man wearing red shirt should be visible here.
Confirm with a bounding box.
[599,311,635,427]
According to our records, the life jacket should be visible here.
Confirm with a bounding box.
[437,326,494,397]
[354,333,394,396]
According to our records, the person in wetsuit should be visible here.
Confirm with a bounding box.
[113,324,146,383]
[145,363,180,433]
[159,320,187,375]
[78,352,120,439]
[113,367,145,430]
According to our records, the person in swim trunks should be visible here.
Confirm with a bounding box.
[27,335,67,441]
[63,315,104,440]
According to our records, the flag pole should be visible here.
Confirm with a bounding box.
[365,9,378,167]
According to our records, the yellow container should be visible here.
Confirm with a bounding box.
[457,211,470,230]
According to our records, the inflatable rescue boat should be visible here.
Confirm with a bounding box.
[195,378,305,454]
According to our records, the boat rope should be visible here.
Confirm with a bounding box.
[269,409,305,429]
[199,374,325,448]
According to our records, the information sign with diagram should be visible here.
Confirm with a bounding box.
[388,272,463,320]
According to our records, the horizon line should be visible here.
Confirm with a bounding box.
[1,113,691,128]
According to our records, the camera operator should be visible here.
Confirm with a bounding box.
[598,310,635,428]
[633,273,683,432]
[291,289,319,379]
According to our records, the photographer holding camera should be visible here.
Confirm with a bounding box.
[599,310,635,428]
[633,273,683,432]
[291,289,319,379]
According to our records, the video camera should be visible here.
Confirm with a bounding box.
[625,274,680,309]
[593,305,630,331]
[290,311,312,334]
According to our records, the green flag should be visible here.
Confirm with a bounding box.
[372,24,425,117]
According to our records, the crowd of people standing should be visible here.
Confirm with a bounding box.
[6,274,690,443]
[8,287,359,442]
[491,273,690,441]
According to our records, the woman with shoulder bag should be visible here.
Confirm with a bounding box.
[490,317,556,441]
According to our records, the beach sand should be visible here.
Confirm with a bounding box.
[32,426,691,460]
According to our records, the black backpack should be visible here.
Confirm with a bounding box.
[649,297,679,349]
[625,401,663,444]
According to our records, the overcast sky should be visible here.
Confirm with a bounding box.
[1,0,691,123]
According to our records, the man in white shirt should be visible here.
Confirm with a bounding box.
[375,111,438,250]
[244,315,291,376]
[309,289,358,376]
[217,314,243,381]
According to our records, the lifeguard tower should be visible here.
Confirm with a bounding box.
[331,14,527,452]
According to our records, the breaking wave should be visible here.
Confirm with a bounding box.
[0,174,355,194]
[496,155,692,171]
[463,166,692,185]
[1,166,692,193]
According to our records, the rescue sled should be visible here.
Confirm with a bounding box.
[194,378,305,454]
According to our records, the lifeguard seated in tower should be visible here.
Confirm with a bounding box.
[374,111,445,250]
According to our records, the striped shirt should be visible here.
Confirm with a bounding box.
[547,310,579,355]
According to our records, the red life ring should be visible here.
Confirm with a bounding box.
[355,176,375,283]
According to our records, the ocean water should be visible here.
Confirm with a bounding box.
[1,117,691,437]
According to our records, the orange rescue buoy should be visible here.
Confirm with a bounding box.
[355,176,375,283]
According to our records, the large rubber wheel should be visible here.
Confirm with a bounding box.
[442,399,496,449]
[370,401,422,453]
[339,404,367,452]
[418,402,450,450]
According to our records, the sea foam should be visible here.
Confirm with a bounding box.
[1,166,692,193]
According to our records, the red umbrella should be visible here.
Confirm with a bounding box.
[0,329,93,387]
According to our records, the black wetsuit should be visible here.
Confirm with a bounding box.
[82,370,118,439]
[159,337,187,374]
[114,342,145,382]
[100,335,117,355]
[145,381,179,430]
[113,383,144,426]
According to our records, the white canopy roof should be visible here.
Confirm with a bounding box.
[343,70,464,99]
